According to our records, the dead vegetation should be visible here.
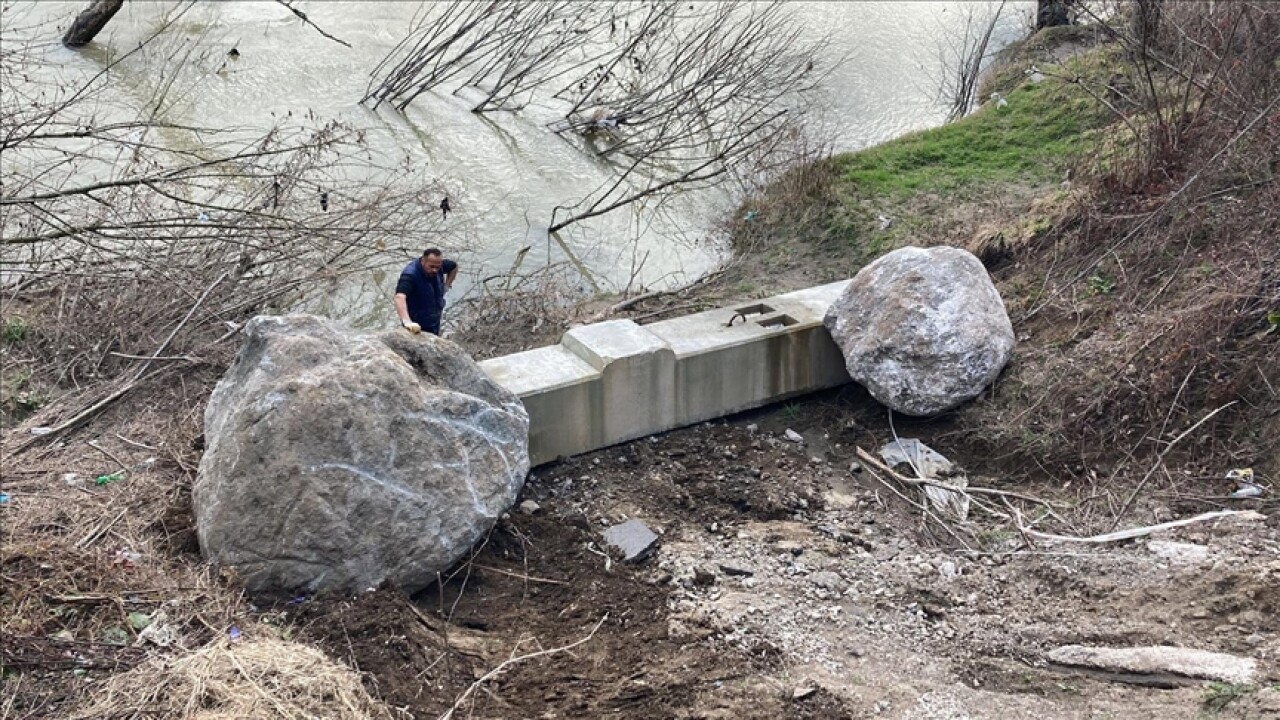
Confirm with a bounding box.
[954,1,1280,486]
[68,636,396,720]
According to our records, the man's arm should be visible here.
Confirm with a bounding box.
[443,260,458,290]
[394,293,411,324]
[394,274,420,333]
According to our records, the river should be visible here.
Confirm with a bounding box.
[4,1,1032,327]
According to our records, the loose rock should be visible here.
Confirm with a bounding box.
[1047,644,1257,685]
[823,245,1014,415]
[603,518,659,563]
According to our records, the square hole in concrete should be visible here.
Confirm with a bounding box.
[734,303,774,316]
[756,314,798,329]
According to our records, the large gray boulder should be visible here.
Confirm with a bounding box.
[194,314,530,595]
[824,246,1014,416]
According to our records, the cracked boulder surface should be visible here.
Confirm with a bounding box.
[193,314,529,596]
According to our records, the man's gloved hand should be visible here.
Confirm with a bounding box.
[402,321,421,334]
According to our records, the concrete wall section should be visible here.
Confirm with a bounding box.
[478,280,853,465]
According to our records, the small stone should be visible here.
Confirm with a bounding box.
[719,564,754,577]
[693,567,717,586]
[939,560,959,580]
[809,571,845,591]
[746,424,759,434]
[792,687,817,701]
[809,456,823,465]
[602,518,659,563]
[873,545,900,562]
[775,540,804,556]
[784,429,804,444]
[518,500,541,515]
[849,461,863,474]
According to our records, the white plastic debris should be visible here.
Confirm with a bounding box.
[880,439,969,520]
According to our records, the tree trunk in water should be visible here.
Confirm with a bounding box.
[62,0,125,48]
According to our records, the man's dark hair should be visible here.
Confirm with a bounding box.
[422,248,443,258]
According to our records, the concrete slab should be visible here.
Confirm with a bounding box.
[603,518,659,563]
[478,279,855,465]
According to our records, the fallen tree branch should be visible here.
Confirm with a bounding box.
[855,446,1058,508]
[273,0,352,48]
[590,269,727,322]
[438,614,608,720]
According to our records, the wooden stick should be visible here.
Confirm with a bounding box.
[76,509,127,549]
[86,439,129,473]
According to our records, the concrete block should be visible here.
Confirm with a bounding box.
[563,320,677,449]
[478,279,855,466]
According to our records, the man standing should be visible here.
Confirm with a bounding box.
[394,248,458,336]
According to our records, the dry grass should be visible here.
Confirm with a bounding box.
[0,368,399,718]
[67,635,396,720]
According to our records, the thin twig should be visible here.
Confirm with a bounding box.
[86,440,129,474]
[1109,401,1237,530]
[272,0,352,47]
[438,614,608,720]
[472,564,569,586]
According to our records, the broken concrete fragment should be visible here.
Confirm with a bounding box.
[1047,644,1256,685]
[792,686,817,701]
[602,518,659,563]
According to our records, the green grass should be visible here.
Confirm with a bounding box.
[1201,682,1256,715]
[2,315,28,344]
[834,51,1118,198]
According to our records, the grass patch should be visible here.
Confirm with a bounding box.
[3,315,28,344]
[1201,682,1257,715]
[835,61,1114,197]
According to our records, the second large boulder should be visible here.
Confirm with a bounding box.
[824,246,1014,416]
[194,314,530,596]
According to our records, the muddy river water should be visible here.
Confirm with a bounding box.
[7,1,1031,326]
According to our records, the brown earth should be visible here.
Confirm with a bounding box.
[287,397,1279,719]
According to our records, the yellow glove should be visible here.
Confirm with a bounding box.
[402,321,421,334]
